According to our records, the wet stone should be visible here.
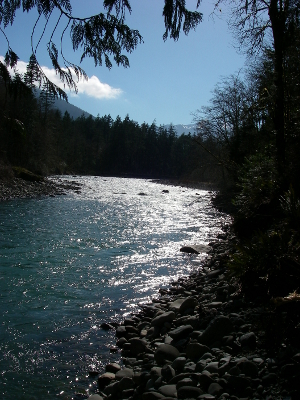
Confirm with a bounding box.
[154,344,180,365]
[168,325,193,341]
[151,311,176,327]
[179,296,198,313]
[105,363,121,373]
[161,364,176,381]
[158,384,177,397]
[172,356,187,372]
[199,316,234,346]
[208,382,224,396]
[262,372,278,385]
[98,372,116,390]
[186,342,210,361]
[115,368,134,381]
[142,392,165,400]
[239,331,257,348]
[176,377,198,389]
[177,385,204,399]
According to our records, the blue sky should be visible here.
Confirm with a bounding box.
[1,1,246,126]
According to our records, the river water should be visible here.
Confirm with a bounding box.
[0,176,229,399]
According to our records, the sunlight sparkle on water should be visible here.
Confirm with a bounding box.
[0,176,230,400]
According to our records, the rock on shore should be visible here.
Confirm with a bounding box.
[0,176,82,201]
[88,233,300,400]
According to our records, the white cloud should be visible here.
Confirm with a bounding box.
[0,56,122,99]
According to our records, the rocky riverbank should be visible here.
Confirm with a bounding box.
[0,176,82,201]
[87,231,300,400]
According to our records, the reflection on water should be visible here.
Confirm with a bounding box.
[0,176,229,399]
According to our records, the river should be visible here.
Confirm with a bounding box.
[0,176,229,399]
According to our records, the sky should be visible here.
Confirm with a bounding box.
[0,0,246,127]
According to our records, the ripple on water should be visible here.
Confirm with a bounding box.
[0,176,230,399]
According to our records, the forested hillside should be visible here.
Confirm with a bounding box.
[0,78,223,183]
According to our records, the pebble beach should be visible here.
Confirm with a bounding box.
[92,232,300,400]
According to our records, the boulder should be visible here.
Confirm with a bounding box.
[239,332,257,348]
[151,311,175,327]
[115,368,134,381]
[154,344,180,365]
[98,372,115,390]
[158,384,177,397]
[208,382,223,396]
[88,395,104,400]
[128,337,148,355]
[198,316,233,346]
[179,297,198,313]
[105,362,121,373]
[186,343,210,361]
[169,298,185,311]
[142,392,165,400]
[177,386,204,399]
[168,325,193,341]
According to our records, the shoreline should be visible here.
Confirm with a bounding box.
[88,230,300,400]
[0,175,82,201]
[2,175,299,399]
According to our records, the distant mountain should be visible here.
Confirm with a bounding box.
[37,90,196,132]
[52,97,94,120]
[163,123,197,136]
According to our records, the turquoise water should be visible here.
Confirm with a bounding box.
[0,177,228,399]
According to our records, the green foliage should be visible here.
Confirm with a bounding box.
[228,229,283,277]
[280,186,300,229]
[162,0,202,40]
[234,148,279,218]
[0,0,201,99]
[228,224,300,297]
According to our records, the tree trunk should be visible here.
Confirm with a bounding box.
[269,0,286,178]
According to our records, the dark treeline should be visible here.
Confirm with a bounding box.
[0,74,223,183]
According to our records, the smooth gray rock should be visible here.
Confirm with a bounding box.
[205,361,219,373]
[161,364,176,381]
[105,362,121,373]
[186,342,210,361]
[115,368,134,381]
[208,382,224,396]
[179,296,198,313]
[103,381,119,396]
[180,244,210,254]
[116,325,127,338]
[227,374,251,393]
[118,376,134,391]
[158,384,177,397]
[198,316,233,346]
[88,395,104,400]
[142,392,165,400]
[262,372,277,385]
[176,377,198,389]
[128,337,148,355]
[150,366,162,380]
[98,372,116,390]
[239,332,257,348]
[237,359,258,377]
[169,298,185,311]
[177,385,203,399]
[172,356,187,371]
[197,371,214,391]
[168,325,193,341]
[151,311,175,327]
[183,361,196,372]
[169,372,198,385]
[116,337,127,347]
[154,344,180,364]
